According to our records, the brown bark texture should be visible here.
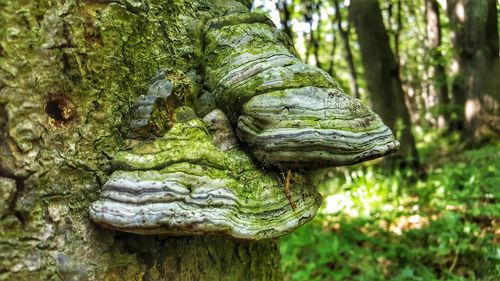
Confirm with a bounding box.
[446,0,500,142]
[0,0,282,280]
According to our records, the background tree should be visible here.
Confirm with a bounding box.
[302,0,322,67]
[386,0,403,62]
[446,0,499,143]
[349,0,420,169]
[276,0,294,40]
[425,0,450,129]
[326,11,339,77]
[332,0,360,99]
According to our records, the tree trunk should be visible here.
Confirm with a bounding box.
[0,1,282,280]
[446,0,500,142]
[425,0,450,129]
[303,1,318,66]
[333,0,360,99]
[349,0,420,169]
[276,0,294,40]
[327,20,338,77]
[386,0,403,62]
[313,4,322,68]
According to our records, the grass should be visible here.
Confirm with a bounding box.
[280,138,499,280]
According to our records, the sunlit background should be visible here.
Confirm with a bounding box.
[250,1,499,280]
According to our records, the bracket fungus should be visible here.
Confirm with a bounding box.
[203,12,399,168]
[127,71,174,138]
[90,116,321,239]
[89,11,399,240]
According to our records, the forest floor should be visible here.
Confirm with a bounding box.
[280,132,499,281]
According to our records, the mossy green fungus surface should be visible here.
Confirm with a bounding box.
[90,118,321,239]
[203,12,399,168]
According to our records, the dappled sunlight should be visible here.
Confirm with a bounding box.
[323,193,358,217]
[319,167,410,219]
[454,2,466,23]
[465,98,480,122]
[389,214,430,235]
[321,175,431,235]
[281,143,499,280]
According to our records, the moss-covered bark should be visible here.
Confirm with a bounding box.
[0,0,282,280]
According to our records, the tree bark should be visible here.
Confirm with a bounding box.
[333,0,360,99]
[446,0,500,142]
[349,0,420,169]
[0,1,282,280]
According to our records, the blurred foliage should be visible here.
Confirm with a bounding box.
[280,136,499,280]
[251,1,499,279]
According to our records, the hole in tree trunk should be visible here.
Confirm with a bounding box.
[45,94,76,126]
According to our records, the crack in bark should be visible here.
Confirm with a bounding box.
[0,169,29,225]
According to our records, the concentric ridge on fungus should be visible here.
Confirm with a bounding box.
[90,118,322,240]
[203,12,399,168]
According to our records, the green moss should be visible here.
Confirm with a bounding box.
[105,115,319,209]
[0,0,214,279]
[113,118,252,173]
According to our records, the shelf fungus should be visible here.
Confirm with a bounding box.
[90,117,322,239]
[127,71,174,138]
[203,12,399,168]
[90,11,400,240]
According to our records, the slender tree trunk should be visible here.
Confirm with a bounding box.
[425,0,450,129]
[446,0,500,142]
[327,19,338,77]
[446,0,467,131]
[313,4,322,68]
[304,22,314,63]
[303,2,318,65]
[0,1,282,280]
[276,0,294,40]
[391,0,417,129]
[349,0,420,169]
[395,0,402,62]
[333,0,360,99]
[386,0,403,61]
